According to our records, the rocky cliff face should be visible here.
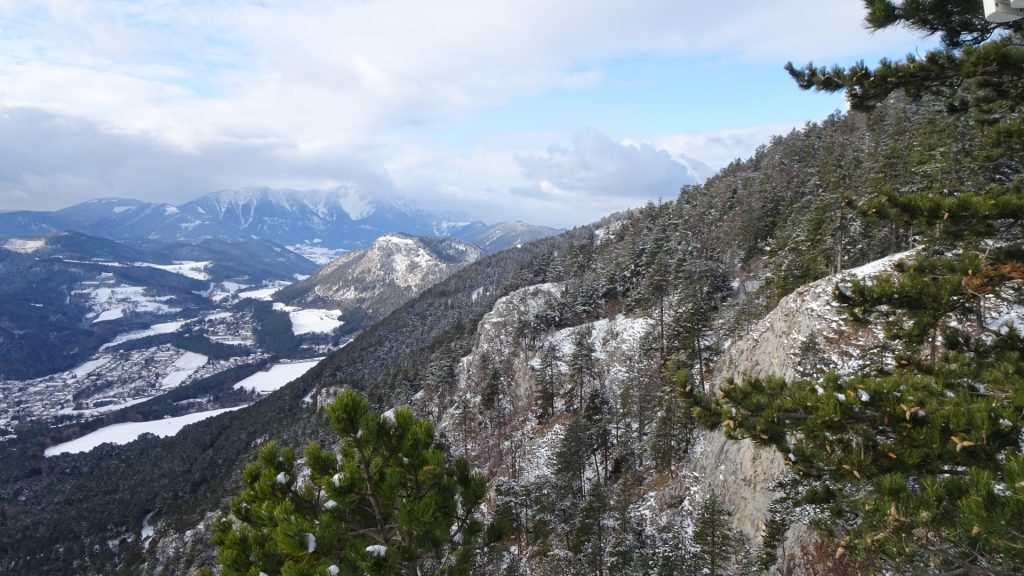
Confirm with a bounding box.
[413,249,919,573]
[679,254,911,568]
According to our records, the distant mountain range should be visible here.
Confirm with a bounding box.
[0,188,559,253]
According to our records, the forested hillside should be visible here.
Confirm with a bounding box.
[2,2,1022,575]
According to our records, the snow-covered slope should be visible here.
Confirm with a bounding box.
[455,221,560,254]
[276,234,484,326]
[422,282,653,476]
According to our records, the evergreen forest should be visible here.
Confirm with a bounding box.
[0,1,1022,575]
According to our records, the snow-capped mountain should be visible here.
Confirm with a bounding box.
[1,188,554,252]
[458,220,560,253]
[82,187,445,248]
[275,234,483,329]
[53,198,148,229]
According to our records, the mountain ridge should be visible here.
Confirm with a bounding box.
[0,188,559,253]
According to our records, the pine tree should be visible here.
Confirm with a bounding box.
[692,491,740,576]
[794,333,833,379]
[480,353,504,414]
[574,484,610,576]
[787,1,1024,254]
[756,497,792,572]
[424,353,457,419]
[211,390,487,576]
[564,325,597,413]
[696,4,1024,573]
[584,388,613,483]
[785,1,1024,122]
[619,340,661,469]
[532,343,559,422]
[552,418,591,501]
[651,368,695,475]
[653,525,698,576]
[710,325,1024,572]
[607,489,650,576]
[548,419,593,558]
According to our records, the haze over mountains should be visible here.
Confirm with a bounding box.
[0,187,560,253]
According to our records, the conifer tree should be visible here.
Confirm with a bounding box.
[607,490,650,576]
[651,367,695,475]
[619,342,661,469]
[756,498,792,572]
[584,388,613,482]
[574,484,610,576]
[692,491,740,576]
[564,325,597,413]
[532,343,559,422]
[708,325,1024,572]
[480,353,504,415]
[697,4,1024,573]
[785,1,1023,120]
[552,418,591,501]
[424,354,457,419]
[787,1,1024,252]
[211,390,487,576]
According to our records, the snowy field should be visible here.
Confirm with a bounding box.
[77,282,181,323]
[2,238,46,253]
[272,303,343,335]
[159,352,208,388]
[136,260,211,280]
[100,320,187,350]
[233,359,323,393]
[57,397,153,419]
[237,281,291,301]
[44,406,245,456]
[68,356,113,380]
[287,242,348,265]
[208,281,249,302]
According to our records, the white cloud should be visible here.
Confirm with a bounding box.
[0,1,921,151]
[0,1,930,224]
[399,129,702,227]
[0,107,396,211]
[516,129,696,199]
[652,124,804,167]
[0,108,699,227]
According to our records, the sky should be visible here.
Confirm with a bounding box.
[0,0,936,227]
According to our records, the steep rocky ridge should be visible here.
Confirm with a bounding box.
[682,254,912,560]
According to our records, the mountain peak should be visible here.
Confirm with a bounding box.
[276,233,482,327]
[200,187,379,221]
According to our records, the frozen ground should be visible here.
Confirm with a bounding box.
[76,281,180,323]
[2,238,46,253]
[68,357,113,380]
[44,406,245,456]
[136,260,211,280]
[101,320,188,350]
[287,242,348,266]
[272,303,343,335]
[233,359,323,394]
[159,352,208,388]
[237,281,292,301]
